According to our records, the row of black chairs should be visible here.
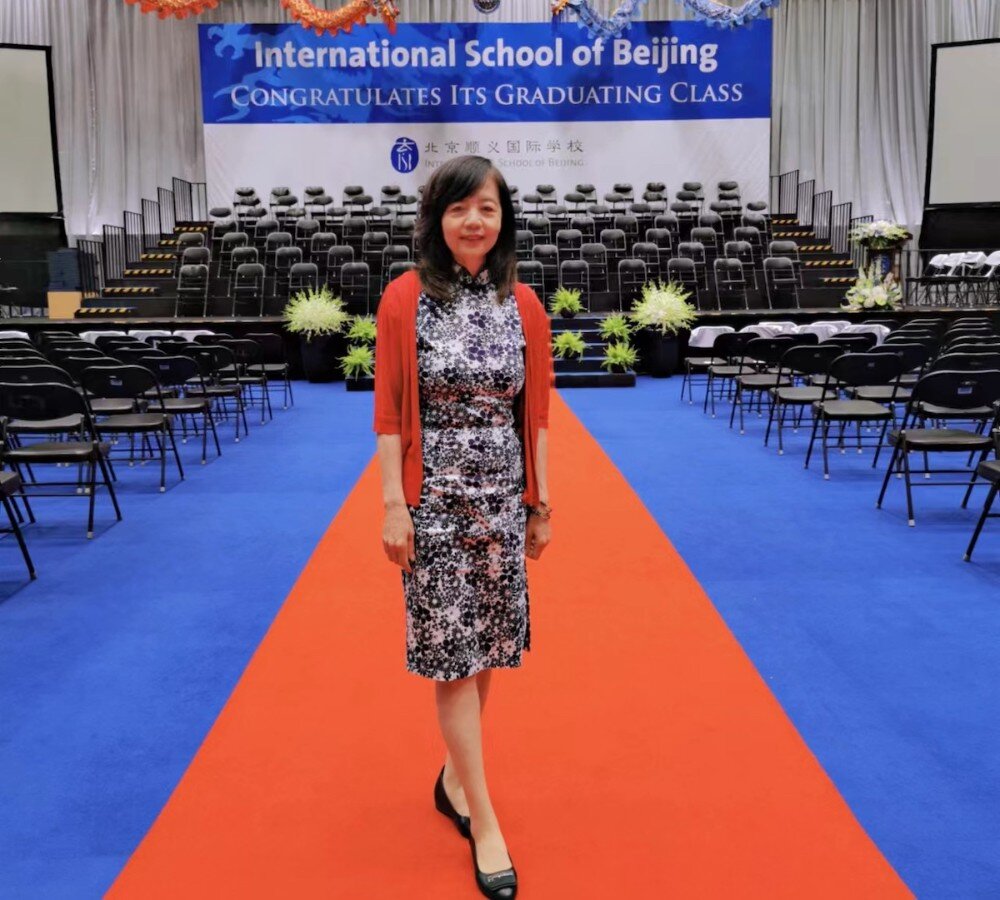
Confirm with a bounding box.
[221,179,756,220]
[172,227,795,318]
[516,254,799,312]
[0,330,294,578]
[684,316,1000,558]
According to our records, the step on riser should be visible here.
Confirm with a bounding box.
[124,268,174,278]
[103,287,160,297]
[555,359,613,373]
[555,372,636,388]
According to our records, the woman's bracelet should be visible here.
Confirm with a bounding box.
[528,502,552,520]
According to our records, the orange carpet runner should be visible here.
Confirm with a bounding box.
[109,394,910,898]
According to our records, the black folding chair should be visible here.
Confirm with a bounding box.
[244,332,294,411]
[765,344,842,453]
[877,370,1000,525]
[140,355,222,464]
[0,381,121,538]
[80,365,184,492]
[805,353,904,478]
[186,346,250,443]
[964,429,1000,560]
[0,469,34,579]
[728,336,798,433]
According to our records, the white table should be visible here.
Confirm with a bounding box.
[173,329,216,341]
[796,322,843,342]
[689,325,734,348]
[79,330,127,343]
[841,323,890,344]
[739,324,778,338]
[128,329,173,341]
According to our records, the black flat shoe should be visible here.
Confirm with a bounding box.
[470,835,517,899]
[434,766,471,838]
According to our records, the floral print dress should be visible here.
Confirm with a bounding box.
[402,270,531,682]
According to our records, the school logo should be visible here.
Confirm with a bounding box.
[473,0,501,12]
[391,137,418,173]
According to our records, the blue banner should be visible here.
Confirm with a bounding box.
[199,21,771,126]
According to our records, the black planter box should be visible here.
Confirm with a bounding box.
[300,333,347,383]
[346,375,375,392]
[644,331,680,378]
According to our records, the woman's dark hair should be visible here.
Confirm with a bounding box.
[415,155,517,301]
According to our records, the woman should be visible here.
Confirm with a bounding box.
[373,155,552,899]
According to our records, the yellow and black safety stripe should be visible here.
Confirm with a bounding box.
[797,244,834,252]
[104,286,157,295]
[820,276,856,284]
[804,259,856,267]
[141,253,175,261]
[173,225,208,233]
[124,268,173,277]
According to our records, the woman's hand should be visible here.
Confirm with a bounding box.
[525,513,551,560]
[383,503,416,572]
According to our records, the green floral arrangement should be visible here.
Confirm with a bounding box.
[629,280,697,336]
[338,344,375,379]
[347,314,377,344]
[283,286,348,341]
[600,313,633,341]
[551,331,587,359]
[548,285,584,318]
[843,264,903,312]
[601,341,639,372]
[848,220,912,251]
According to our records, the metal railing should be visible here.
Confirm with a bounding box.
[124,210,143,265]
[158,187,176,233]
[173,177,208,223]
[797,179,815,226]
[849,215,873,270]
[141,198,161,250]
[102,224,126,282]
[775,170,799,216]
[812,190,833,242]
[830,202,853,255]
[77,239,104,297]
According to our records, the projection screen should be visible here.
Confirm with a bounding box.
[0,45,60,214]
[927,39,1000,206]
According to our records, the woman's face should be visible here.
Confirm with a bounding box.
[441,176,502,274]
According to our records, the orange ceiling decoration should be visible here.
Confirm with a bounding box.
[123,0,401,34]
[281,0,400,36]
[124,0,220,20]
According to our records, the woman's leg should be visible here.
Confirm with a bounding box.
[443,667,491,793]
[436,673,511,872]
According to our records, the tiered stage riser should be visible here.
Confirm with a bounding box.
[98,217,861,316]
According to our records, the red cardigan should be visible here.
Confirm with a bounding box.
[373,270,552,508]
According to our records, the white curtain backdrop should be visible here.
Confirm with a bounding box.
[2,0,998,236]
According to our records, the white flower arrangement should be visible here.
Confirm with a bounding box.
[843,264,903,312]
[848,220,911,250]
[283,286,349,340]
[629,280,698,336]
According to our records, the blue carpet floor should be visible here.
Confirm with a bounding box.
[1,378,997,898]
[0,383,374,899]
[564,379,1000,899]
